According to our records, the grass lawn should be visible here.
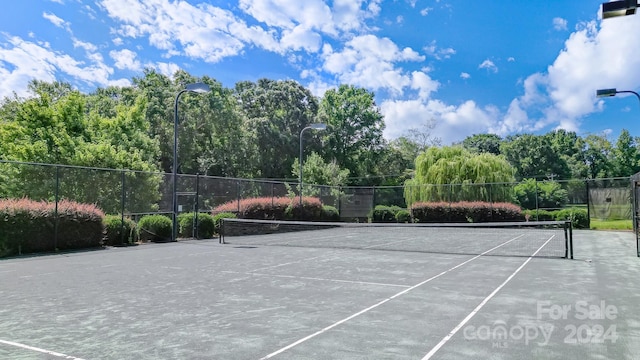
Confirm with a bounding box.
[590,219,633,231]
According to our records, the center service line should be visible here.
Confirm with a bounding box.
[258,234,525,359]
[421,234,556,360]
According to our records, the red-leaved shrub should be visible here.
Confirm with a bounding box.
[411,201,523,223]
[0,198,105,257]
[212,196,323,221]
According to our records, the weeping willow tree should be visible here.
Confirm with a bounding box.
[404,146,516,206]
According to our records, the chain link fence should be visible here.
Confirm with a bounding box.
[1,159,632,230]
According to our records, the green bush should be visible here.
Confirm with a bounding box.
[137,215,172,242]
[213,212,237,234]
[321,205,340,221]
[396,209,411,223]
[103,215,136,246]
[555,208,589,229]
[514,179,569,210]
[178,213,216,239]
[0,199,104,257]
[369,205,403,223]
[523,209,555,221]
[522,208,589,229]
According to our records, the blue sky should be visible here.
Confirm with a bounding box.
[2,0,640,145]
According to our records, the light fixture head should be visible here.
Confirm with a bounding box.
[602,0,637,19]
[597,88,618,98]
[309,123,327,130]
[185,82,211,94]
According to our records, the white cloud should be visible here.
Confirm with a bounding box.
[397,15,404,24]
[491,13,640,137]
[381,99,499,144]
[99,0,281,62]
[420,7,432,16]
[110,49,142,71]
[460,72,470,79]
[321,34,427,96]
[280,25,322,52]
[411,71,439,100]
[507,57,515,62]
[49,0,64,3]
[0,35,129,99]
[478,59,498,73]
[153,62,180,77]
[42,12,70,31]
[423,41,456,60]
[553,17,568,31]
[73,38,98,52]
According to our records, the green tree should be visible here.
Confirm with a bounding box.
[462,133,502,155]
[318,85,385,185]
[0,80,161,212]
[404,146,515,206]
[513,179,569,210]
[235,78,319,179]
[292,152,350,188]
[612,129,640,177]
[545,129,588,179]
[500,134,570,180]
[584,133,614,178]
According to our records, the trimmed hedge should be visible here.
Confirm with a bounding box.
[178,212,216,239]
[0,198,104,257]
[369,205,404,223]
[523,208,589,229]
[321,205,340,221]
[212,197,324,221]
[396,209,411,223]
[104,215,136,246]
[411,201,523,223]
[137,214,172,242]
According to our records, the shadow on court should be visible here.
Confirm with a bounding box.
[0,230,638,359]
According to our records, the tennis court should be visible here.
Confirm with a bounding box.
[0,222,638,359]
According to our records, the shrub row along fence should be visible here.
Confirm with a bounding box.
[0,160,633,231]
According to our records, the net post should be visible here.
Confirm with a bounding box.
[563,221,568,259]
[219,218,225,244]
[567,220,574,259]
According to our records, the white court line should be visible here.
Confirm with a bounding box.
[250,255,330,272]
[221,270,410,288]
[421,234,556,360]
[0,339,85,360]
[258,234,525,360]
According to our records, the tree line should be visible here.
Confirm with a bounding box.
[1,69,639,190]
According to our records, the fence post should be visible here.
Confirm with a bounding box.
[535,179,539,221]
[120,170,126,245]
[585,179,590,228]
[195,174,200,239]
[54,165,60,252]
[338,186,342,218]
[236,180,241,213]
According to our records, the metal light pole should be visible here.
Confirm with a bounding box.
[299,123,327,206]
[173,82,210,242]
[596,88,640,108]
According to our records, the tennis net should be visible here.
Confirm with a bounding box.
[220,218,573,259]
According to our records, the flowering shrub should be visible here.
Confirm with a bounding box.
[212,196,324,221]
[411,201,523,223]
[0,198,105,257]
